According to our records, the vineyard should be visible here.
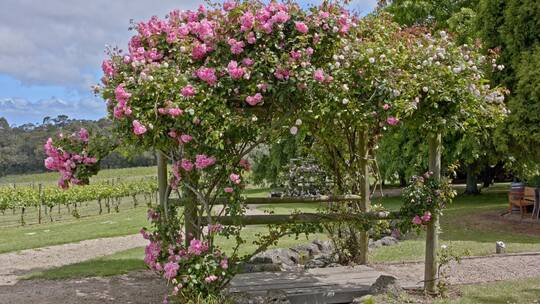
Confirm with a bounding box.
[0,178,158,227]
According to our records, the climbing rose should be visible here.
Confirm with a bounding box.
[383,104,391,110]
[421,211,432,222]
[228,38,244,54]
[168,108,183,117]
[195,154,216,169]
[313,69,325,82]
[227,60,245,79]
[188,239,207,255]
[412,215,422,225]
[224,187,234,193]
[78,128,89,142]
[181,159,194,171]
[191,43,209,60]
[180,134,193,144]
[205,275,218,283]
[195,67,217,85]
[294,21,308,33]
[386,116,399,126]
[132,120,147,135]
[181,85,196,97]
[246,93,263,106]
[164,262,180,280]
[229,173,241,184]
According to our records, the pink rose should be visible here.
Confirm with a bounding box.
[229,173,241,184]
[383,104,391,110]
[421,211,431,223]
[181,85,196,97]
[168,108,183,117]
[132,120,147,135]
[224,187,234,193]
[386,116,399,126]
[295,21,308,34]
[181,159,194,171]
[313,68,325,82]
[180,134,192,144]
[246,93,263,106]
[412,215,422,225]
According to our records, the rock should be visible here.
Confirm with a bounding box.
[290,243,321,257]
[264,290,290,304]
[368,275,401,297]
[380,236,398,246]
[352,295,374,303]
[368,239,383,249]
[304,258,327,269]
[250,248,299,267]
[312,239,334,254]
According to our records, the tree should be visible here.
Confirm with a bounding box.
[477,0,540,179]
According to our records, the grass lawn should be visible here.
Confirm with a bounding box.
[0,206,150,253]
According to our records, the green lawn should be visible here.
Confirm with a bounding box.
[0,206,150,253]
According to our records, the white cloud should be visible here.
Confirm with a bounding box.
[0,0,203,92]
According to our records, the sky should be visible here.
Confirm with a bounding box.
[0,0,377,126]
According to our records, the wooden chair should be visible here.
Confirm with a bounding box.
[508,187,536,219]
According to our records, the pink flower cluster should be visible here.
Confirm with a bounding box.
[132,120,147,135]
[246,93,263,106]
[412,211,432,225]
[43,132,98,189]
[195,154,216,169]
[113,84,132,119]
[195,67,217,85]
[227,61,245,79]
[188,239,208,255]
[168,130,193,145]
[386,116,399,126]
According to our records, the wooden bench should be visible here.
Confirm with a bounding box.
[508,186,536,219]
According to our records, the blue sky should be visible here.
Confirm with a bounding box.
[0,0,377,126]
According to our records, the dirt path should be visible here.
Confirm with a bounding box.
[374,252,540,288]
[0,234,147,286]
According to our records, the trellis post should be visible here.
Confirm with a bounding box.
[425,133,441,293]
[157,151,168,216]
[358,130,370,265]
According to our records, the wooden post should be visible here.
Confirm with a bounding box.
[358,130,370,265]
[157,151,168,214]
[38,184,42,224]
[425,133,441,293]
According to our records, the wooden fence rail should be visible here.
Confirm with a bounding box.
[199,210,400,226]
[169,195,363,206]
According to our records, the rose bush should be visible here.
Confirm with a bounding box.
[44,128,114,188]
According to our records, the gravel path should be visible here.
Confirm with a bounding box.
[374,252,540,288]
[0,234,147,286]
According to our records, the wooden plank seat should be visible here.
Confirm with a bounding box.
[509,186,536,219]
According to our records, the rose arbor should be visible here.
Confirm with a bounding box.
[97,1,364,301]
[44,1,506,301]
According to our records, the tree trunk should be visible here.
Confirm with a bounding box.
[425,133,441,294]
[399,171,407,187]
[464,164,480,195]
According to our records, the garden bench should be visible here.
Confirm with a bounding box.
[508,186,536,219]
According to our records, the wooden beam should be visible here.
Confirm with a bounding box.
[199,211,400,226]
[168,195,363,207]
